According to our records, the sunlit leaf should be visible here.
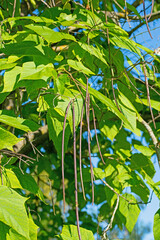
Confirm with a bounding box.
[0,186,29,239]
[58,225,94,240]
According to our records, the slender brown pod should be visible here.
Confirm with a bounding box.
[72,102,82,240]
[111,76,121,113]
[79,103,86,201]
[148,0,154,20]
[143,63,156,128]
[86,78,94,205]
[92,107,105,165]
[62,99,73,212]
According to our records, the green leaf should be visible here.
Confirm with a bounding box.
[0,58,17,70]
[2,168,22,188]
[118,91,141,135]
[0,186,29,239]
[115,130,131,159]
[88,86,132,128]
[45,88,83,129]
[99,113,121,141]
[1,167,44,202]
[26,25,76,44]
[2,41,43,57]
[7,229,28,240]
[78,42,108,65]
[58,225,94,240]
[153,209,160,240]
[67,60,94,75]
[133,144,155,156]
[0,127,22,150]
[145,174,160,199]
[28,213,38,240]
[0,221,10,240]
[12,167,45,202]
[131,153,155,178]
[93,168,105,179]
[6,213,38,240]
[129,172,150,202]
[110,36,142,57]
[136,98,160,111]
[104,163,116,177]
[118,193,140,232]
[2,66,21,93]
[7,15,55,24]
[0,111,39,132]
[47,109,71,158]
[105,22,128,37]
[78,9,103,28]
[77,168,91,182]
[55,74,70,95]
[57,13,77,26]
[20,62,54,81]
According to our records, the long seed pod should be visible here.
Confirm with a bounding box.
[111,78,121,112]
[143,63,156,128]
[62,99,73,212]
[92,107,105,165]
[148,0,154,21]
[86,78,94,204]
[72,102,82,240]
[79,103,86,200]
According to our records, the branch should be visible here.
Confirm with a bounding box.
[132,0,143,9]
[13,125,49,154]
[101,195,119,240]
[139,118,160,165]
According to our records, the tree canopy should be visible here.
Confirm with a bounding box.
[0,0,160,239]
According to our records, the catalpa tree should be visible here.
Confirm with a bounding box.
[0,0,160,239]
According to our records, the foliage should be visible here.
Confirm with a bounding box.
[0,0,160,239]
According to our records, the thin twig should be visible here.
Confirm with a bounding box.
[148,113,160,124]
[73,102,82,240]
[40,0,51,8]
[0,150,36,161]
[139,118,160,164]
[124,69,143,93]
[113,0,125,12]
[102,195,119,240]
[19,157,24,174]
[135,77,160,96]
[12,0,17,17]
[30,141,44,156]
[101,179,153,205]
[142,0,153,39]
[51,0,55,7]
